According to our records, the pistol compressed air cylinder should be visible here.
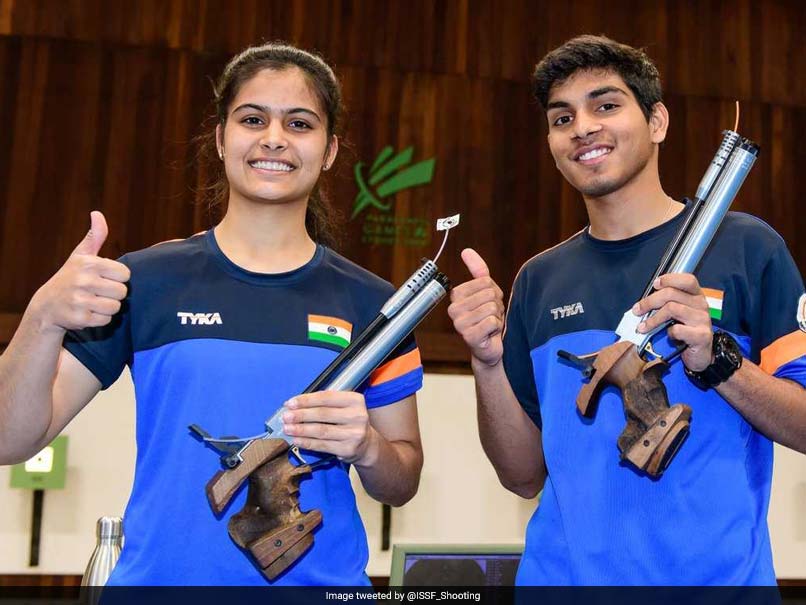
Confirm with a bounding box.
[301,259,438,395]
[622,136,760,354]
[668,139,760,275]
[326,274,449,391]
[641,130,743,299]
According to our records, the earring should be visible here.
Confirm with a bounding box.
[218,149,224,160]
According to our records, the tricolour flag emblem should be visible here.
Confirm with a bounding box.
[702,288,724,321]
[308,314,352,348]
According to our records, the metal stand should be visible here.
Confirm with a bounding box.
[29,489,44,566]
[381,503,391,551]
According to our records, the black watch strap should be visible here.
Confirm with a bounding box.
[685,330,743,390]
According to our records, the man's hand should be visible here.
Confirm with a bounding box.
[447,248,506,367]
[30,211,131,335]
[634,273,714,372]
[282,391,376,465]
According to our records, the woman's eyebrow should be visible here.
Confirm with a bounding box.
[231,103,322,122]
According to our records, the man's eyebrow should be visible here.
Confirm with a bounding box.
[546,100,569,111]
[547,86,628,110]
[231,103,322,121]
[588,86,628,99]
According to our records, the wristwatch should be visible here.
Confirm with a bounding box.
[685,330,743,390]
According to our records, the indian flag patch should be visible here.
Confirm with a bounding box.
[702,288,724,321]
[308,314,352,348]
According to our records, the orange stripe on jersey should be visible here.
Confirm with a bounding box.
[701,288,724,300]
[369,348,422,386]
[308,314,353,331]
[760,330,806,375]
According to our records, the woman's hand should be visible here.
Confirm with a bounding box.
[282,391,376,464]
[30,211,130,335]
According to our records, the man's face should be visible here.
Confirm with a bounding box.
[545,69,666,198]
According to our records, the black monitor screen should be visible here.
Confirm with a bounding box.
[402,553,521,586]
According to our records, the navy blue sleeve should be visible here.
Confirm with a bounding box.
[62,258,133,390]
[364,334,423,408]
[753,236,806,386]
[502,267,541,429]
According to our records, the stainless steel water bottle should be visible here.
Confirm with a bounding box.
[81,516,122,587]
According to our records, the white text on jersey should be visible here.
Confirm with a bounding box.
[177,312,223,326]
[550,302,584,320]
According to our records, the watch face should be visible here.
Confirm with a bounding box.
[716,332,742,367]
[687,331,742,390]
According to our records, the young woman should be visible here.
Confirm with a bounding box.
[0,43,424,585]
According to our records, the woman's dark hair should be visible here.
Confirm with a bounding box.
[202,42,343,248]
[532,35,662,121]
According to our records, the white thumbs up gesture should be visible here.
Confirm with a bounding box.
[31,211,131,333]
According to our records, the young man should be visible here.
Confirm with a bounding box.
[449,35,806,585]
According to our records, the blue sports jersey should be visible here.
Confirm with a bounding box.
[503,206,806,585]
[63,229,423,586]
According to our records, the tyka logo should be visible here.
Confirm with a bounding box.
[177,312,223,326]
[352,146,436,248]
[550,302,584,320]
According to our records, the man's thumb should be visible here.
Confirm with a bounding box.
[461,248,491,279]
[72,211,108,256]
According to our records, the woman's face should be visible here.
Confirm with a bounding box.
[217,67,338,208]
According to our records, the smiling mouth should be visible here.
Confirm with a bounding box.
[249,160,296,172]
[575,147,612,162]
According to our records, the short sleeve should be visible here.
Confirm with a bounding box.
[362,335,423,408]
[503,269,541,428]
[754,241,806,387]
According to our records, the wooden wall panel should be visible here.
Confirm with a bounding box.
[0,0,800,103]
[0,0,805,362]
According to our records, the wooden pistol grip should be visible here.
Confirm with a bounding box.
[622,404,691,474]
[576,341,638,416]
[617,361,691,476]
[619,358,674,427]
[206,439,290,515]
[249,509,323,580]
[227,453,323,580]
[574,341,692,476]
[264,532,315,581]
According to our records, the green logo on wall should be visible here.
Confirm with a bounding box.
[352,146,436,247]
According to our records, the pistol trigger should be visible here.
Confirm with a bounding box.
[290,446,307,465]
[642,341,662,361]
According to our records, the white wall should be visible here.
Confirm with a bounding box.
[0,371,804,578]
[0,371,136,575]
[354,374,537,577]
